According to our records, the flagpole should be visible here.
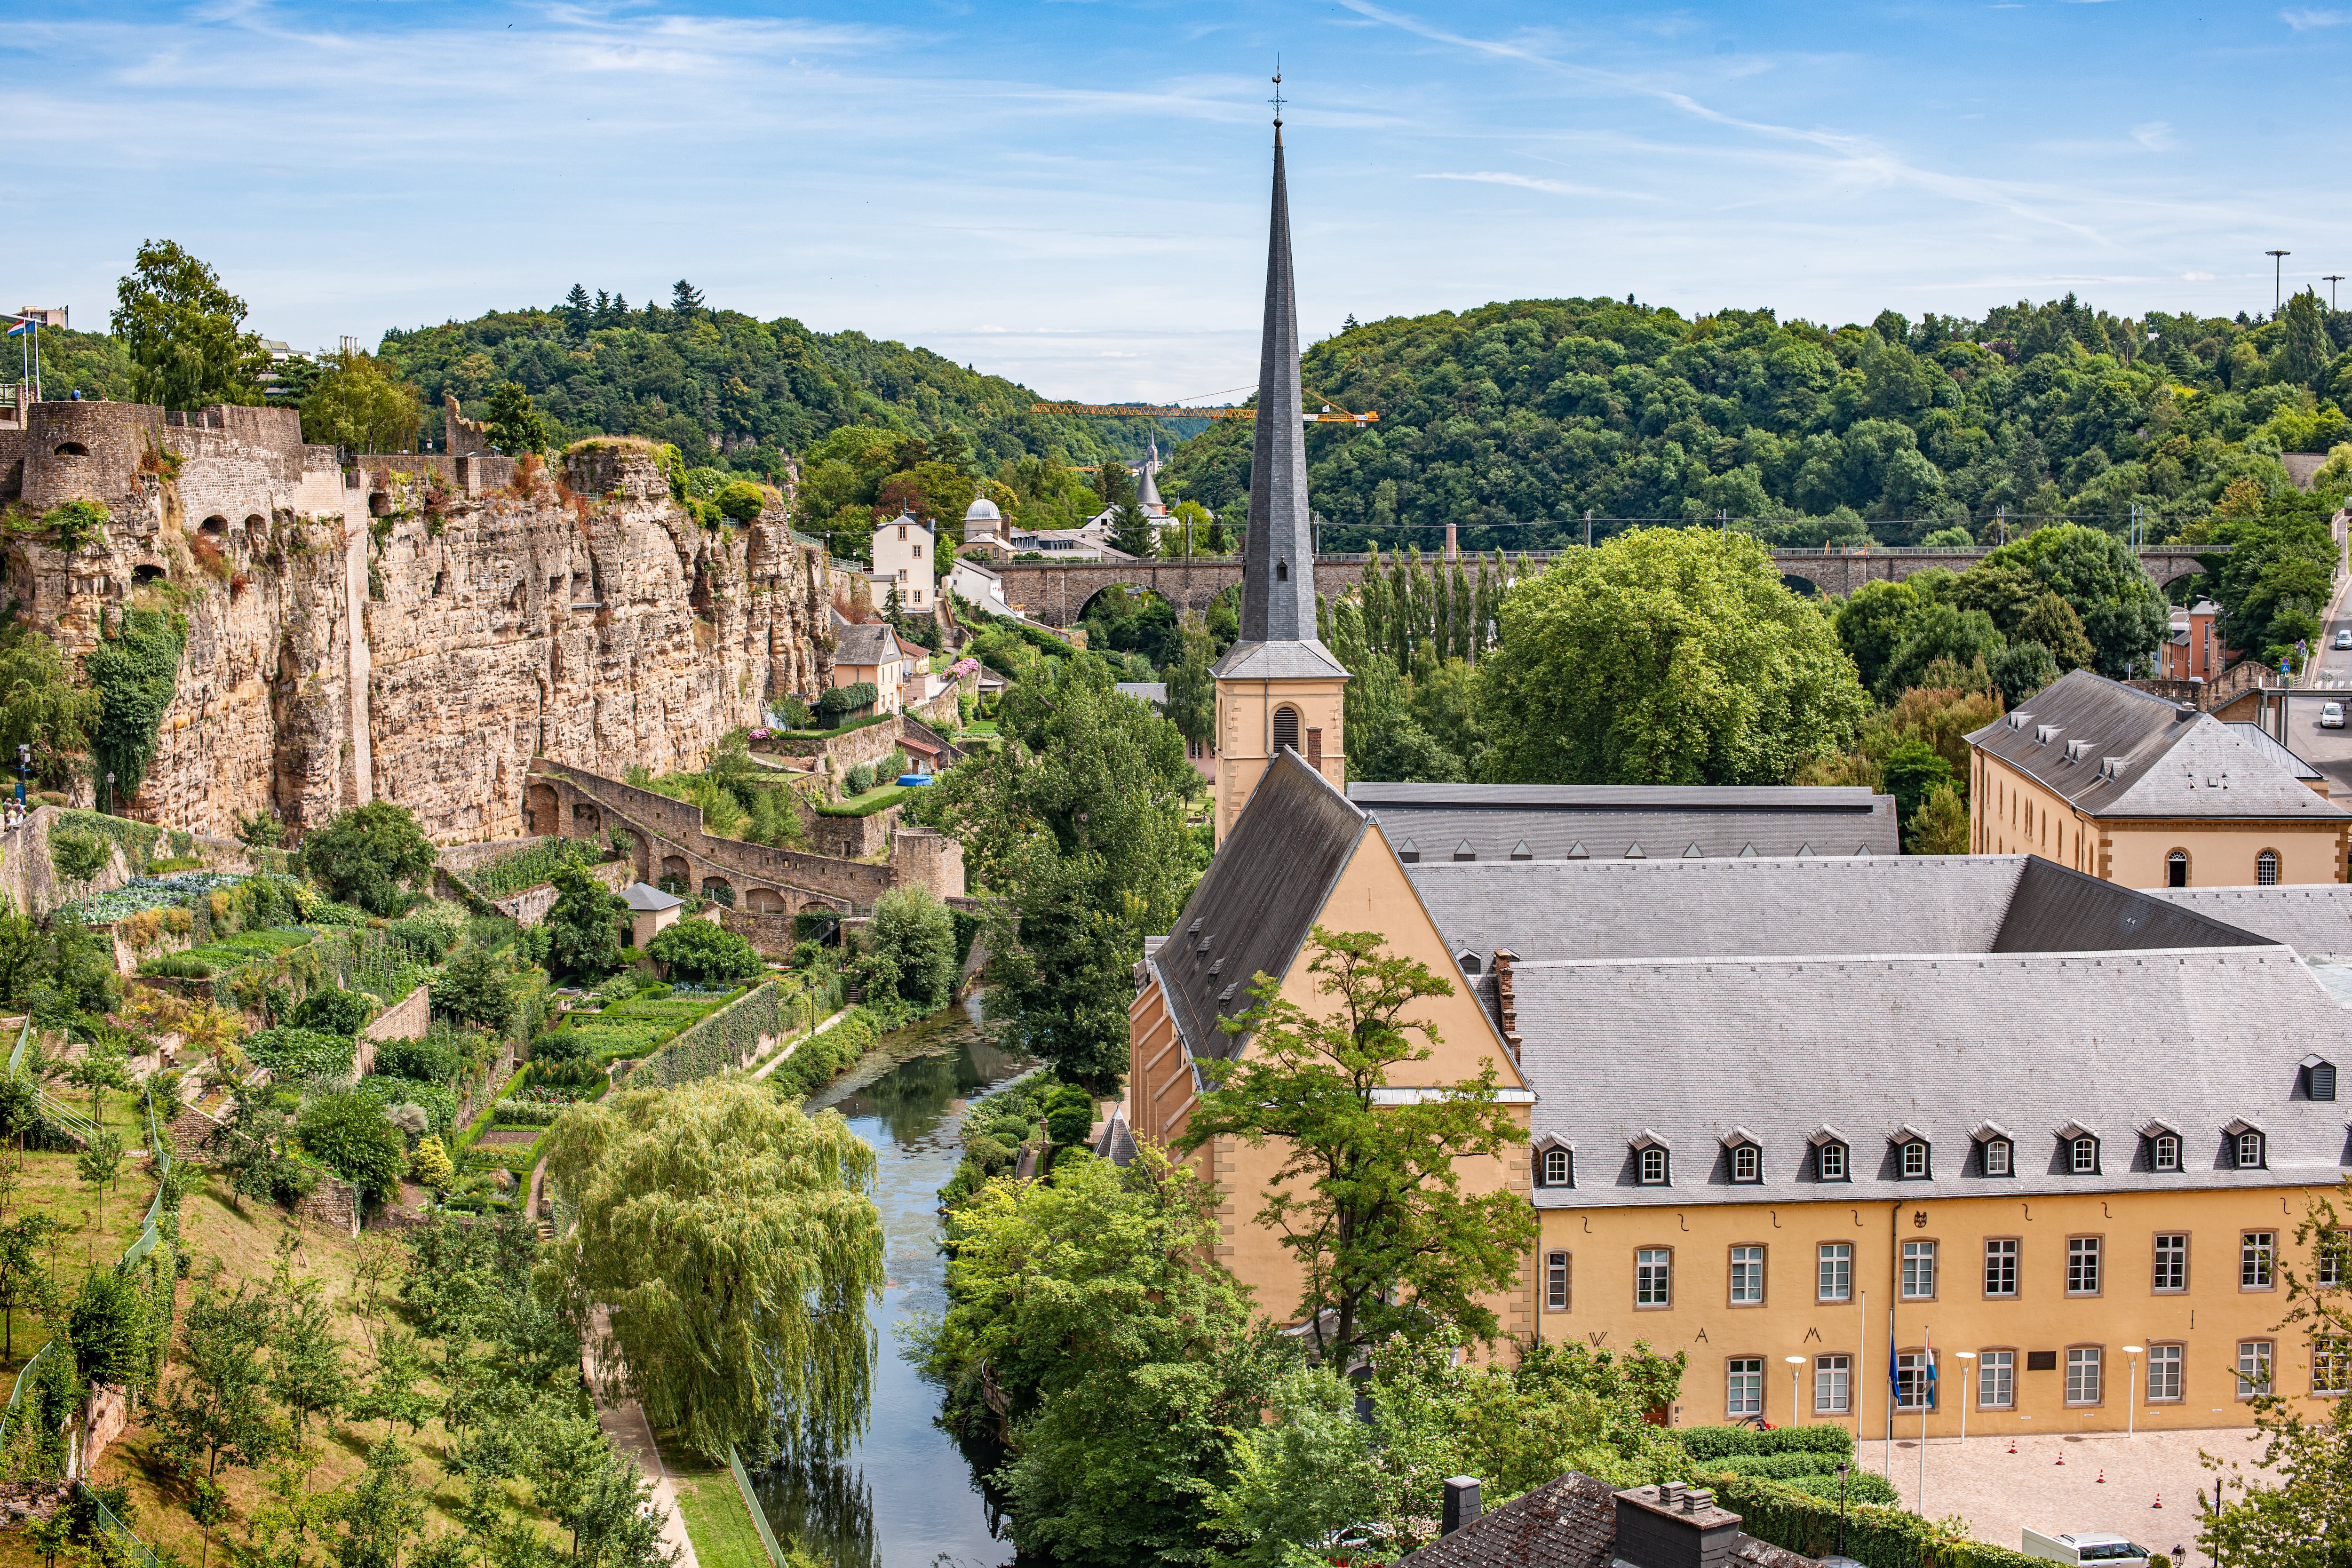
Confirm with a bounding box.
[1856,1289,1867,1460]
[1920,1327,1931,1514]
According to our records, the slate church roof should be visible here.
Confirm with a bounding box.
[1350,781,1897,863]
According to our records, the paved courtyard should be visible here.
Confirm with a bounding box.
[1852,1428,2279,1566]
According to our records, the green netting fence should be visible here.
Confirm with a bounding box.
[728,1447,789,1568]
[624,978,835,1091]
[80,1479,166,1568]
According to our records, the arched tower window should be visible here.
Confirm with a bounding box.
[2167,849,2188,888]
[2257,849,2280,886]
[1272,704,1300,754]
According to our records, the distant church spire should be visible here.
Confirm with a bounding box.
[1239,122,1315,644]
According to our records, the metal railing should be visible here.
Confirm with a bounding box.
[80,1479,165,1568]
[727,1447,789,1568]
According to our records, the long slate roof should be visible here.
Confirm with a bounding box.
[1351,781,1896,862]
[1968,668,2346,820]
[2152,883,2352,957]
[1150,751,1368,1059]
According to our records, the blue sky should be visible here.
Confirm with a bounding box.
[5,1,2348,401]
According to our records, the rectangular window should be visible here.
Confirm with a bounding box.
[1729,1245,1765,1305]
[2148,1343,2183,1402]
[1726,1357,1763,1417]
[1818,1143,1846,1180]
[2153,1234,2188,1293]
[1985,1238,2018,1297]
[1545,1250,1570,1312]
[1542,1147,1571,1186]
[1636,1248,1672,1307]
[2322,1232,2348,1289]
[1895,1351,1936,1410]
[2316,1338,2352,1398]
[2154,1134,2181,1171]
[1984,1139,2011,1176]
[1732,1145,1759,1182]
[1902,1240,1938,1300]
[2066,1346,2102,1405]
[1814,1354,1851,1414]
[1979,1349,2014,1409]
[2067,1236,2103,1296]
[1818,1243,1852,1303]
[2245,1232,2277,1289]
[2238,1340,2273,1398]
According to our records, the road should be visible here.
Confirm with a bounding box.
[2284,541,2352,797]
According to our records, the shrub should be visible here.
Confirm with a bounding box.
[296,1092,407,1198]
[530,1027,592,1063]
[354,1075,460,1136]
[298,802,437,916]
[868,886,956,1011]
[242,1026,356,1080]
[844,763,874,795]
[1694,1469,2038,1568]
[294,987,372,1038]
[372,1034,459,1084]
[715,480,768,522]
[386,913,461,963]
[410,1134,454,1191]
[645,920,763,986]
[816,682,878,722]
[1677,1425,1854,1462]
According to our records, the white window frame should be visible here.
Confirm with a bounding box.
[2258,848,2280,886]
[2070,1136,2098,1174]
[1636,1248,1672,1308]
[1729,1245,1765,1305]
[1545,1250,1570,1312]
[2321,1231,2348,1290]
[1817,1142,1848,1181]
[1979,1349,2015,1409]
[1732,1144,1760,1183]
[1638,1146,1669,1186]
[2147,1343,2183,1403]
[2153,1233,2188,1293]
[2245,1232,2277,1290]
[1985,1237,2018,1298]
[2238,1130,2265,1170]
[1726,1357,1764,1417]
[2066,1235,2103,1297]
[2066,1345,2103,1406]
[1901,1141,1930,1179]
[1814,1353,1851,1414]
[1895,1350,1936,1410]
[1541,1146,1571,1187]
[1983,1138,2012,1177]
[2315,1337,2352,1398]
[1902,1239,1938,1300]
[1818,1242,1852,1303]
[2238,1339,2274,1398]
[2153,1134,2181,1172]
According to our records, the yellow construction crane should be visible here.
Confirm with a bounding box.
[1028,399,1379,426]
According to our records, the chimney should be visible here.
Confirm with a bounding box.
[1490,949,1521,1059]
[1613,1482,1743,1568]
[1441,1477,1482,1536]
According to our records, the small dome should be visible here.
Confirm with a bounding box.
[965,497,1002,522]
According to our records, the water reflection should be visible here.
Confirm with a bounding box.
[753,996,1031,1568]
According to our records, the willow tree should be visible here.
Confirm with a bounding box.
[543,1077,885,1461]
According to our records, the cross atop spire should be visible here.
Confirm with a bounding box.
[1270,63,1286,127]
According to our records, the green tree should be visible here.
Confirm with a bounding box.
[2281,289,2334,390]
[1180,928,1536,1370]
[925,656,1200,1087]
[543,1077,885,1462]
[2200,500,2341,666]
[714,480,767,523]
[866,886,957,1011]
[0,1213,57,1361]
[1830,580,1921,695]
[330,1437,429,1568]
[482,381,549,456]
[1975,524,2167,676]
[84,606,187,806]
[428,944,517,1033]
[297,802,436,917]
[154,1266,286,1496]
[643,919,763,987]
[2016,590,2098,672]
[1108,501,1158,560]
[542,861,625,983]
[297,1093,407,1199]
[0,628,100,786]
[111,239,269,411]
[1879,737,1955,828]
[1480,529,1867,786]
[1989,639,2058,708]
[268,1248,352,1438]
[68,1266,150,1391]
[1162,616,1216,749]
[300,350,427,454]
[1908,781,1971,854]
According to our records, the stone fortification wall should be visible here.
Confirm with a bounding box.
[0,806,135,920]
[0,405,832,844]
[805,805,899,860]
[362,984,431,1045]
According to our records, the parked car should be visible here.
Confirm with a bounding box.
[2336,628,2352,650]
[2324,702,2345,729]
[2022,1530,2150,1563]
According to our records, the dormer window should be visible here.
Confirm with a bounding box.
[1397,839,1420,864]
[2305,1055,2338,1102]
[2056,1120,2099,1175]
[1453,841,1476,862]
[1890,1126,1932,1179]
[2141,1118,2184,1172]
[1722,1127,1763,1184]
[1971,1122,2014,1178]
[1535,1137,1573,1189]
[1901,1142,1930,1178]
[2226,1119,2267,1170]
[1510,841,1533,861]
[1632,1130,1670,1186]
[1810,1126,1850,1182]
[1456,950,1483,976]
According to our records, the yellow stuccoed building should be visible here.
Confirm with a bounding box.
[1967,666,2349,888]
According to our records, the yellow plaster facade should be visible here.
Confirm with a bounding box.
[1130,825,1534,1340]
[1214,673,1347,843]
[1971,748,2347,888]
[1534,1188,2344,1438]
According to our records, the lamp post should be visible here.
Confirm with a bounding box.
[1954,1351,1976,1450]
[1787,1355,1808,1426]
[2328,275,2346,312]
[2269,250,2291,315]
[1836,1463,1851,1560]
[104,771,114,815]
[14,745,24,812]
[2122,1345,2143,1438]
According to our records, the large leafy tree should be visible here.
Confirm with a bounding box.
[923,654,1200,1087]
[0,628,100,789]
[543,1077,885,1462]
[2198,488,2342,666]
[543,860,626,982]
[110,239,270,411]
[1479,528,1868,785]
[1180,927,1536,1371]
[296,801,437,916]
[299,349,426,454]
[483,380,550,456]
[1971,524,2166,675]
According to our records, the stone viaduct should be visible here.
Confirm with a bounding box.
[524,760,960,927]
[987,545,2218,626]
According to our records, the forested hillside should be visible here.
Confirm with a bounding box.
[1165,292,2352,551]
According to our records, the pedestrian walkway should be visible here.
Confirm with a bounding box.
[582,1307,699,1568]
[751,1008,851,1080]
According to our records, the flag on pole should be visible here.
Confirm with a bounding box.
[4,321,29,338]
[1923,1329,1937,1404]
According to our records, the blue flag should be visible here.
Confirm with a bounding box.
[5,321,28,338]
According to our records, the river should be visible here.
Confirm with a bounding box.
[749,995,1031,1568]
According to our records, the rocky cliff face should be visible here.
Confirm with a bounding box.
[0,406,830,844]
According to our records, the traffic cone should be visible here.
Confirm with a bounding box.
[2154,1493,2163,1510]
[2097,1470,2106,1484]
[2008,1438,2018,1454]
[2056,1450,2066,1466]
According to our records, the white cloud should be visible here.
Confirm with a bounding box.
[2282,8,2352,27]
[2184,271,2217,281]
[1417,171,1655,199]
[2131,121,2177,151]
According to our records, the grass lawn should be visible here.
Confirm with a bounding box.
[662,1443,778,1568]
[812,783,919,818]
[957,720,999,737]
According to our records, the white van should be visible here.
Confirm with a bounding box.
[2022,1530,2151,1563]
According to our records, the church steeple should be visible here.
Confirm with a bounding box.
[1210,96,1350,843]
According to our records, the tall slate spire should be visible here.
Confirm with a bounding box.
[1215,121,1348,680]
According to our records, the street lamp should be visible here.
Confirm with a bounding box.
[2269,250,2292,315]
[2328,275,2346,312]
[1787,1355,1808,1425]
[2122,1346,2143,1439]
[1955,1351,1977,1449]
[104,771,114,815]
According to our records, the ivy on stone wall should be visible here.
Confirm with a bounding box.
[83,607,187,805]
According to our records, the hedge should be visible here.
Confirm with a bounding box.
[815,682,878,720]
[1693,1469,2043,1568]
[626,982,782,1090]
[1678,1425,1855,1462]
[493,1099,564,1127]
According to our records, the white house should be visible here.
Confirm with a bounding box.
[870,512,936,611]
